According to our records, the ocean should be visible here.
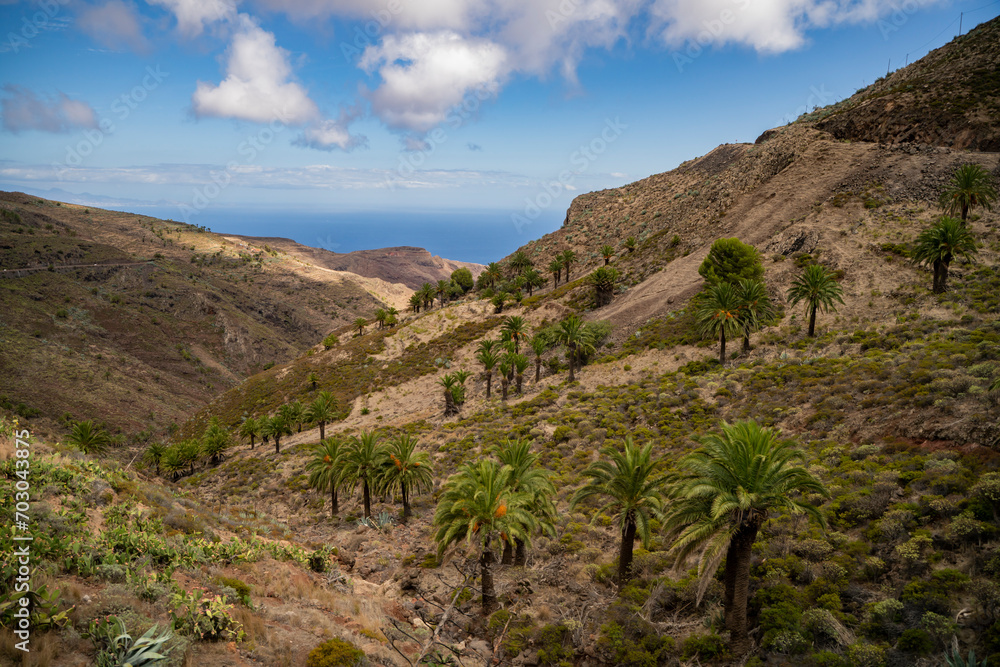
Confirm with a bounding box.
[120,207,563,265]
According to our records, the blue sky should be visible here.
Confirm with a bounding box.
[0,0,997,248]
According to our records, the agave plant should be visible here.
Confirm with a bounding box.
[945,638,988,667]
[88,615,172,667]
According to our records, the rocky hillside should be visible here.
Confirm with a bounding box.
[816,15,1000,150]
[229,238,485,290]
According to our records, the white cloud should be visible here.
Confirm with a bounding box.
[192,15,320,125]
[359,31,506,132]
[293,105,368,151]
[76,0,149,52]
[146,0,236,37]
[1,86,98,134]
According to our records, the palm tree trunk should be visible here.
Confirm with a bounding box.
[363,479,372,519]
[330,484,339,517]
[808,305,817,337]
[535,358,541,383]
[501,377,509,401]
[501,539,513,565]
[249,435,255,450]
[319,422,326,441]
[516,373,523,394]
[618,516,637,585]
[719,330,727,365]
[742,329,751,355]
[727,524,760,656]
[481,538,498,615]
[961,203,968,222]
[514,538,527,567]
[567,347,576,382]
[402,482,411,521]
[274,437,280,454]
[485,371,492,399]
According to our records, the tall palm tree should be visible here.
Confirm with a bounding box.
[498,360,512,400]
[482,262,503,289]
[266,414,291,454]
[342,430,386,520]
[354,317,367,336]
[408,293,422,313]
[786,264,845,337]
[162,445,186,481]
[600,244,615,265]
[436,280,449,307]
[590,266,619,307]
[286,400,306,433]
[512,354,530,394]
[67,420,110,455]
[306,392,338,441]
[571,437,665,585]
[433,460,534,615]
[379,434,434,521]
[238,416,261,450]
[501,315,529,354]
[495,439,556,566]
[560,249,577,281]
[477,345,499,400]
[548,258,564,288]
[439,373,460,416]
[386,307,399,327]
[911,216,978,293]
[557,315,594,382]
[523,268,545,296]
[374,308,387,330]
[306,437,347,518]
[939,163,997,223]
[696,282,743,365]
[735,279,775,355]
[509,250,533,276]
[530,335,547,384]
[663,420,829,656]
[491,292,508,314]
[420,283,436,310]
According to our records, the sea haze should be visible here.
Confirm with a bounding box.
[117,207,562,265]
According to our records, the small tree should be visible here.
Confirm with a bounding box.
[548,258,563,288]
[911,217,977,293]
[408,293,422,313]
[374,308,387,330]
[624,236,637,253]
[523,268,545,296]
[67,420,110,455]
[560,249,577,281]
[600,244,615,265]
[698,238,763,286]
[354,317,367,336]
[286,400,306,433]
[266,415,291,454]
[238,416,260,450]
[590,266,619,307]
[735,278,775,354]
[144,442,167,476]
[451,267,474,292]
[786,263,845,337]
[557,315,595,383]
[201,417,231,465]
[477,344,499,400]
[306,392,339,441]
[498,360,511,400]
[939,163,997,223]
[512,354,530,394]
[342,430,386,519]
[530,334,547,384]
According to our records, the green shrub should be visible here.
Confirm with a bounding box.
[552,425,573,443]
[680,633,726,661]
[897,628,934,655]
[847,642,886,667]
[323,334,339,349]
[306,638,366,667]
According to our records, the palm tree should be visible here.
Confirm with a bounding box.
[911,216,978,293]
[495,439,556,566]
[408,293,422,313]
[590,266,619,307]
[523,268,545,296]
[286,400,306,433]
[436,280,449,307]
[420,283,436,310]
[342,430,386,519]
[179,439,201,475]
[560,249,577,281]
[201,417,232,465]
[695,282,743,365]
[482,262,503,289]
[162,446,186,481]
[386,307,399,326]
[501,315,529,354]
[939,163,997,223]
[663,420,829,656]
[144,442,167,476]
[433,460,534,615]
[266,414,291,454]
[509,250,532,276]
[786,264,845,337]
[548,258,563,288]
[439,373,460,416]
[476,345,499,400]
[530,335,547,384]
[557,315,594,383]
[306,437,347,518]
[380,434,433,522]
[306,392,338,441]
[238,417,261,450]
[67,420,110,455]
[498,360,511,400]
[571,437,665,585]
[374,308,387,330]
[600,245,614,265]
[512,354,530,394]
[624,236,637,253]
[354,317,367,336]
[490,292,508,314]
[736,279,775,355]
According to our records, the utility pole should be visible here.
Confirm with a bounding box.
[959,12,963,35]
